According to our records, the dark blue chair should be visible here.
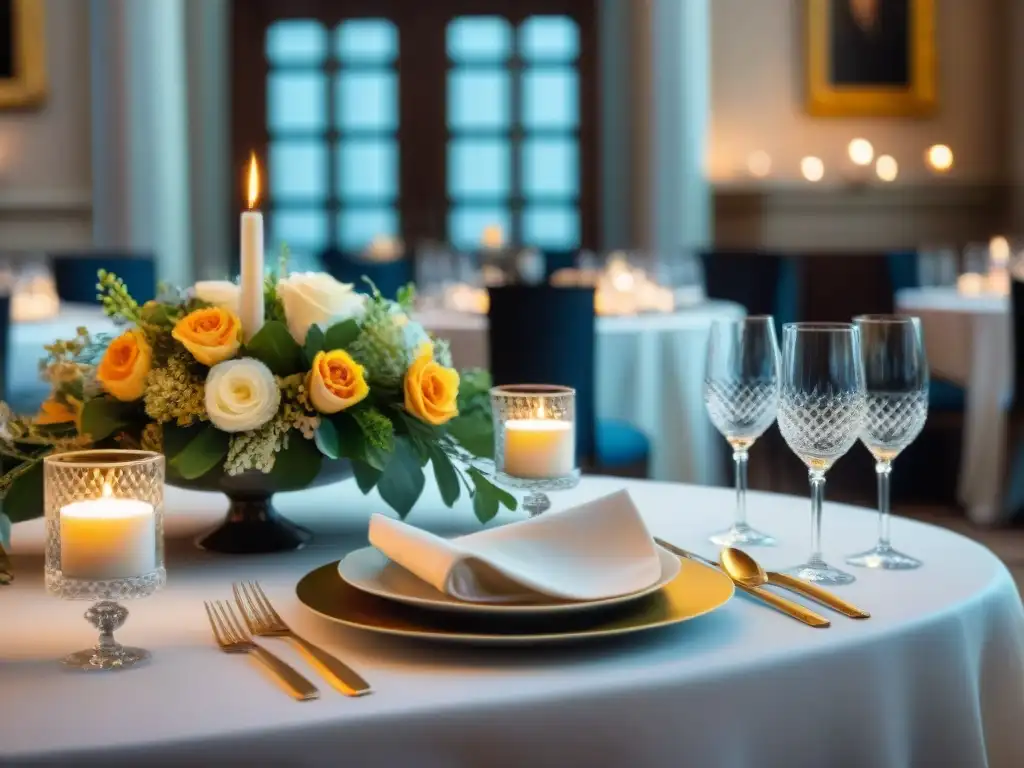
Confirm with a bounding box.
[51,251,157,305]
[541,249,578,280]
[488,285,649,477]
[699,250,800,328]
[887,250,965,412]
[320,249,412,301]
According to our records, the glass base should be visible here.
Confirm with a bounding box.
[64,645,150,671]
[846,544,922,570]
[709,523,776,547]
[780,560,856,586]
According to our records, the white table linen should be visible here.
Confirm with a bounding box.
[3,476,1023,768]
[895,288,1012,524]
[415,302,745,484]
[368,489,661,602]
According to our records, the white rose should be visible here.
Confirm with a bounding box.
[277,272,367,344]
[194,281,241,314]
[205,358,280,433]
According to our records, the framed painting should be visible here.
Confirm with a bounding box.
[0,0,46,109]
[806,0,937,117]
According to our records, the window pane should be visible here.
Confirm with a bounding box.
[266,20,327,65]
[523,205,579,248]
[337,140,398,201]
[336,71,397,131]
[336,19,397,63]
[522,138,577,197]
[448,139,510,198]
[447,16,511,62]
[520,16,578,61]
[523,69,578,129]
[269,141,328,200]
[448,69,510,129]
[272,209,328,249]
[268,72,326,132]
[338,208,399,251]
[449,207,511,251]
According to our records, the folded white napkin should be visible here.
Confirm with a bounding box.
[367,489,662,604]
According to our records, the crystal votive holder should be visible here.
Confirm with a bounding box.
[44,450,166,670]
[491,385,581,517]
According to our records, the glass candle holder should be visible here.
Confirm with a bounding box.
[44,450,165,670]
[491,385,581,517]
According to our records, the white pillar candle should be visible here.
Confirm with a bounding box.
[502,420,575,479]
[59,498,156,580]
[239,154,265,342]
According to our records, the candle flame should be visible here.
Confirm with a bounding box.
[246,152,260,210]
[101,481,113,499]
[537,403,546,419]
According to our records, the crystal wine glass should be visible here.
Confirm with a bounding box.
[704,316,781,546]
[777,323,867,585]
[846,315,928,570]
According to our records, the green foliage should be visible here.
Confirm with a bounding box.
[303,325,325,366]
[0,511,10,551]
[468,467,517,523]
[314,419,340,459]
[352,460,382,493]
[352,407,395,454]
[2,461,44,524]
[244,320,304,375]
[426,443,460,507]
[96,270,142,324]
[447,416,494,459]
[269,435,323,489]
[323,319,361,352]
[395,283,416,311]
[377,438,425,518]
[80,397,135,442]
[168,425,231,480]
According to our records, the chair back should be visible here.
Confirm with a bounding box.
[699,250,799,326]
[1011,278,1024,411]
[51,251,157,304]
[887,251,919,294]
[541,249,577,279]
[320,249,412,300]
[0,293,9,402]
[487,285,595,463]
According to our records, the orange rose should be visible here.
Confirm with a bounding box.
[307,350,369,414]
[404,345,459,426]
[97,329,152,402]
[36,396,80,426]
[172,307,241,366]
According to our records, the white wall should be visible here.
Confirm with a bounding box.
[0,0,92,250]
[709,0,1005,184]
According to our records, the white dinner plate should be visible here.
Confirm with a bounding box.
[336,544,682,616]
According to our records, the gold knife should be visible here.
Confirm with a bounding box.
[766,572,870,619]
[653,538,831,629]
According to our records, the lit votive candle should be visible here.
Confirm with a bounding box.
[59,497,156,580]
[503,420,575,479]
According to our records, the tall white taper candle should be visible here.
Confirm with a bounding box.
[239,153,265,342]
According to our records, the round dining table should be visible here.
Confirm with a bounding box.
[414,302,746,485]
[895,288,1012,524]
[2,476,1022,767]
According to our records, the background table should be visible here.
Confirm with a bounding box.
[415,302,745,485]
[3,477,1022,767]
[895,288,1011,524]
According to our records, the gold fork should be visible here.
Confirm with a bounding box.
[203,600,319,701]
[233,581,372,697]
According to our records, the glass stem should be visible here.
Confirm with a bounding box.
[733,448,749,529]
[808,470,826,566]
[876,460,893,549]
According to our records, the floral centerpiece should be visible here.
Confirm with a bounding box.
[0,265,514,575]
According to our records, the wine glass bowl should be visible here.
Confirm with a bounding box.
[777,323,866,585]
[703,316,780,546]
[847,315,929,570]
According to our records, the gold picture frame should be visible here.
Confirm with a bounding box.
[807,0,937,117]
[0,0,47,109]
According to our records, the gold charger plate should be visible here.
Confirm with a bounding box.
[296,556,734,646]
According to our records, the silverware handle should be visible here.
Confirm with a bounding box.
[767,572,870,619]
[290,634,372,696]
[251,645,320,701]
[735,582,831,628]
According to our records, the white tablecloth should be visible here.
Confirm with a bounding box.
[895,288,1012,524]
[7,304,116,403]
[3,477,1023,767]
[416,303,746,484]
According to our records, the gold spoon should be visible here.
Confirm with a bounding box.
[720,547,870,619]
